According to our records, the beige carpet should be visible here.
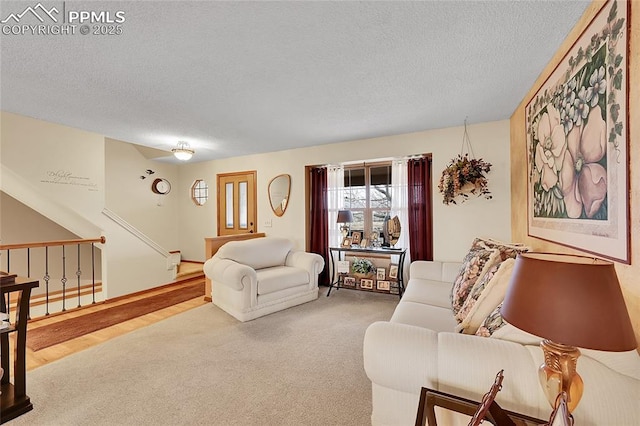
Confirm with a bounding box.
[12,287,398,426]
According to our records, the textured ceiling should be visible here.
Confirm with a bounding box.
[0,1,590,163]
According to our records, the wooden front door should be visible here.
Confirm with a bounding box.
[217,171,257,236]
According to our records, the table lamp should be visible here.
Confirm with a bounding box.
[337,210,353,239]
[500,253,636,413]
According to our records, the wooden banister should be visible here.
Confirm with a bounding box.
[0,236,106,251]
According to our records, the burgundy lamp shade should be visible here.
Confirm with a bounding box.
[336,210,353,224]
[501,253,636,352]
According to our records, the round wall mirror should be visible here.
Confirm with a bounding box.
[268,174,291,217]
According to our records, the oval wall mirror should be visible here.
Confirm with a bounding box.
[268,174,291,217]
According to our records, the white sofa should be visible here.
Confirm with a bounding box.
[203,237,324,322]
[363,259,640,425]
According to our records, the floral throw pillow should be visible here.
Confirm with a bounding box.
[475,303,505,337]
[475,302,541,345]
[471,237,529,261]
[450,247,501,318]
[454,258,517,333]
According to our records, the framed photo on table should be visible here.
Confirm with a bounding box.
[343,276,356,287]
[337,260,350,274]
[389,264,399,279]
[376,268,386,280]
[377,280,391,291]
[351,231,362,245]
[341,237,352,248]
[360,278,373,289]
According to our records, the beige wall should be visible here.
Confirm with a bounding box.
[0,192,102,295]
[510,1,640,345]
[0,112,175,299]
[179,119,513,262]
[105,138,180,251]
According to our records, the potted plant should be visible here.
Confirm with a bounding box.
[351,257,376,278]
[438,154,492,205]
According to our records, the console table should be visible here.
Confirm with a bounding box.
[1,276,38,423]
[328,246,407,298]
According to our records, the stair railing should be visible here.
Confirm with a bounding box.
[0,236,105,317]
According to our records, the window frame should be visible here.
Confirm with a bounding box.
[343,161,392,243]
[190,179,209,206]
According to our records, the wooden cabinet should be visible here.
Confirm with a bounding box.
[1,276,38,423]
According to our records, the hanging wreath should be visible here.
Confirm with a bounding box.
[438,120,493,205]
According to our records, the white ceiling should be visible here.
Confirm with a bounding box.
[0,0,591,163]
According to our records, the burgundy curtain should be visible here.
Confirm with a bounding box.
[309,167,330,286]
[407,157,433,261]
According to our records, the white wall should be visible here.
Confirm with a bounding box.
[0,112,174,299]
[178,120,512,262]
[105,138,180,251]
[0,112,104,221]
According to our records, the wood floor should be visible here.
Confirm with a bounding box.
[24,262,207,370]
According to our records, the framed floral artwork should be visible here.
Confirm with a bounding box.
[525,0,630,263]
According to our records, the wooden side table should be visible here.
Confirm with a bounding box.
[415,387,547,426]
[1,276,39,423]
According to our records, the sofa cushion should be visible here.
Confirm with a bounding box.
[217,237,293,270]
[450,248,501,318]
[256,266,309,295]
[455,258,516,333]
[390,301,457,332]
[402,278,452,309]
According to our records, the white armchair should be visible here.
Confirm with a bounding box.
[203,237,324,321]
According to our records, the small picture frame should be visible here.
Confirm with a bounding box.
[377,280,390,291]
[341,237,352,248]
[343,276,356,287]
[360,238,368,248]
[360,278,373,289]
[388,264,399,279]
[351,231,362,245]
[337,260,350,274]
[376,267,386,280]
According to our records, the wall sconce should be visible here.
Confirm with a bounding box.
[172,141,194,161]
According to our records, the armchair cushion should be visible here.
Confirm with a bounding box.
[256,266,309,295]
[217,237,293,270]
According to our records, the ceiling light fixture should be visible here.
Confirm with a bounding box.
[172,141,194,161]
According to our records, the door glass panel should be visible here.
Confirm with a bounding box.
[239,181,248,229]
[225,182,234,228]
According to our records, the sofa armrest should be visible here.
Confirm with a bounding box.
[285,251,325,286]
[363,321,439,394]
[203,257,257,291]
